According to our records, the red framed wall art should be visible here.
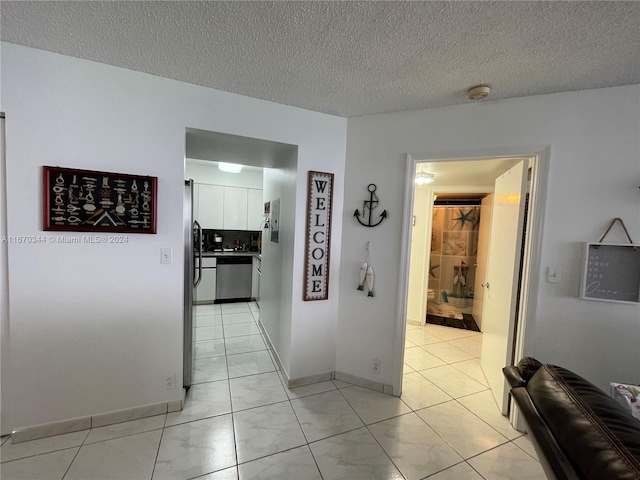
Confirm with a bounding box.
[43,166,157,233]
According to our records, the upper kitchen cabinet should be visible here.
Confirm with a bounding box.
[197,184,263,231]
[187,159,264,231]
[223,186,249,230]
[247,189,264,231]
[198,184,224,229]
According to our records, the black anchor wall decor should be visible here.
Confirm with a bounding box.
[354,184,387,227]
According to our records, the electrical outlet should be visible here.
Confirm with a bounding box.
[164,373,176,390]
[372,359,381,374]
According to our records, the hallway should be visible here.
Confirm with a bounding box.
[0,304,545,479]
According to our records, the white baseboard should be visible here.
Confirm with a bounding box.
[257,321,392,393]
[257,319,289,380]
[11,392,184,444]
[334,371,394,395]
[285,371,334,388]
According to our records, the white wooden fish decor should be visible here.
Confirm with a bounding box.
[357,241,376,297]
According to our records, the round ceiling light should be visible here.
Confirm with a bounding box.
[218,162,243,173]
[467,85,491,101]
[415,172,435,185]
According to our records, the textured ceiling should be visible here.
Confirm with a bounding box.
[2,1,639,117]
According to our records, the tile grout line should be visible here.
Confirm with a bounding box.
[333,384,407,478]
[191,304,236,479]
[60,447,82,480]
[1,444,83,470]
[406,402,474,466]
[59,429,89,480]
[450,397,511,445]
[507,436,539,462]
[422,460,473,479]
[402,324,536,475]
[191,307,502,478]
[83,425,166,447]
[236,303,322,477]
[2,418,175,467]
[362,422,408,479]
[221,308,241,473]
[245,325,324,476]
[149,421,167,480]
[284,379,407,478]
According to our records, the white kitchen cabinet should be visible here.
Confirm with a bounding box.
[197,184,263,231]
[197,184,224,229]
[223,186,248,230]
[196,257,217,304]
[247,189,264,231]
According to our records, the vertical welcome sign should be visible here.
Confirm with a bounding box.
[303,171,334,301]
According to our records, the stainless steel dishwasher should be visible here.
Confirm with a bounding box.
[215,256,253,302]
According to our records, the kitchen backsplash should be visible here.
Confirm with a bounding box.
[203,229,260,252]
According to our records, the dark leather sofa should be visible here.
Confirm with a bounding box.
[503,357,640,480]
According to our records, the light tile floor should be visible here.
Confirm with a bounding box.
[0,305,546,479]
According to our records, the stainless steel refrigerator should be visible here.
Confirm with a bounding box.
[183,179,202,388]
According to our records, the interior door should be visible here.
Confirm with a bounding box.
[480,160,528,414]
[472,194,493,330]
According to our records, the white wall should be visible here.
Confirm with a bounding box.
[261,161,297,377]
[289,154,344,379]
[338,85,640,392]
[261,145,345,381]
[1,43,346,432]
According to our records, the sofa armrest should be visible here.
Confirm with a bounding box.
[504,357,544,388]
[510,387,581,480]
[503,366,527,388]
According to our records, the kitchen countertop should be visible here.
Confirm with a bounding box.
[202,251,261,259]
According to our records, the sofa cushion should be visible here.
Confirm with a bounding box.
[528,364,640,480]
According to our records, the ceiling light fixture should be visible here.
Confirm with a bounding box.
[415,172,435,185]
[467,84,491,101]
[218,162,243,173]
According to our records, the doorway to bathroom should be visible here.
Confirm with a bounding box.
[421,193,489,332]
[405,159,514,335]
[397,151,548,422]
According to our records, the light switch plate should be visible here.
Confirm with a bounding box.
[547,266,561,284]
[161,248,172,265]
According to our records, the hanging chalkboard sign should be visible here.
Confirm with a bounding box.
[581,243,640,304]
[43,166,157,233]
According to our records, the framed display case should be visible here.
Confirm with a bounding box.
[43,166,157,233]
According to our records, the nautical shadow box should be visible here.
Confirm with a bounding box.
[43,166,157,233]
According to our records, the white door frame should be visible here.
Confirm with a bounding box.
[393,146,551,425]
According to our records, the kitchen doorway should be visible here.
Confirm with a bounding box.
[395,149,549,428]
[184,128,299,390]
